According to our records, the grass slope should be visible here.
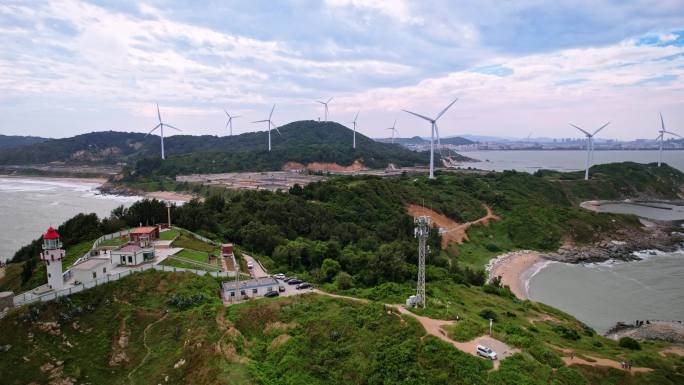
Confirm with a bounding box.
[1,271,682,384]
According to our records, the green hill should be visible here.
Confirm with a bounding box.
[0,134,48,150]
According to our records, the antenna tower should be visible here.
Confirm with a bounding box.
[415,215,430,308]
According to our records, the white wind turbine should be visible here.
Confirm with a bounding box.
[570,122,610,180]
[147,103,181,160]
[657,112,682,167]
[252,104,280,152]
[317,97,333,122]
[385,120,398,143]
[403,99,458,179]
[348,110,359,149]
[224,109,240,136]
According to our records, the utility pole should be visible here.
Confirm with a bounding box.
[166,201,172,228]
[415,216,430,308]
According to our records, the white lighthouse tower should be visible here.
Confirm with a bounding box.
[40,227,65,291]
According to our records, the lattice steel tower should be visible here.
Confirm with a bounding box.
[414,216,430,308]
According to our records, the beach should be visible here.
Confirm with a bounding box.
[487,250,543,299]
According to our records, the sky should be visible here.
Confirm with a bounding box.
[1,0,683,140]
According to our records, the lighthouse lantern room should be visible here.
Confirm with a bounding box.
[41,227,65,291]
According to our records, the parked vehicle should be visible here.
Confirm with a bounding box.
[247,262,254,269]
[476,345,497,360]
[273,273,286,280]
[284,277,298,283]
[264,291,279,298]
[287,279,303,285]
[278,285,286,292]
[296,282,313,290]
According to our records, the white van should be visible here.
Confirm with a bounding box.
[476,345,497,360]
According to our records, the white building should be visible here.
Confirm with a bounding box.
[71,257,111,283]
[222,277,279,301]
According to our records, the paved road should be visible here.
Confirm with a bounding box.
[242,253,269,278]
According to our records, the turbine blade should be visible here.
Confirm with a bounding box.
[592,122,610,136]
[656,134,664,141]
[327,96,333,103]
[165,124,182,132]
[269,104,276,120]
[146,123,161,136]
[225,121,230,130]
[570,124,591,137]
[252,120,269,123]
[224,109,230,117]
[434,122,441,145]
[664,130,682,138]
[392,119,396,129]
[402,109,433,122]
[435,98,458,120]
[660,112,665,131]
[317,101,325,105]
[354,110,359,122]
[156,103,162,123]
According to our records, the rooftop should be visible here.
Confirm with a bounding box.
[116,244,152,252]
[222,277,278,291]
[72,258,108,271]
[130,226,157,234]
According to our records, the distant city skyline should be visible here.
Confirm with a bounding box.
[0,0,683,140]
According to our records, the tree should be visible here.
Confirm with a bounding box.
[335,271,353,290]
[321,258,341,282]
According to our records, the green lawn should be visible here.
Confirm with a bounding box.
[172,232,218,254]
[63,240,94,271]
[159,229,180,241]
[98,237,128,247]
[159,257,220,272]
[175,249,210,264]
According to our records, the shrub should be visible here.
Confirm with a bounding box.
[618,337,641,350]
[335,271,353,290]
[446,319,485,342]
[552,324,581,340]
[528,343,563,368]
[479,309,498,322]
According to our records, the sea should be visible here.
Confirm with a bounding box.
[458,149,684,173]
[0,177,141,263]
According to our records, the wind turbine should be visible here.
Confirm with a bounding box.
[403,98,458,179]
[317,97,333,122]
[348,111,359,149]
[385,120,398,143]
[570,122,610,180]
[657,112,682,167]
[224,109,240,136]
[147,103,181,160]
[252,104,280,151]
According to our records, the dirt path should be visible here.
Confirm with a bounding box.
[312,290,514,369]
[561,355,652,373]
[405,204,500,247]
[127,313,169,384]
[660,345,684,357]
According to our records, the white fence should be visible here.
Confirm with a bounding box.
[13,264,236,307]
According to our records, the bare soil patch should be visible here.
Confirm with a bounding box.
[405,204,500,247]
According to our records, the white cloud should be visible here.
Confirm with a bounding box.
[324,0,424,25]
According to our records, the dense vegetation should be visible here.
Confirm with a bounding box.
[377,135,474,146]
[1,270,682,384]
[0,134,48,150]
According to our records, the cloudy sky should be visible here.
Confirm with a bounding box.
[1,0,683,140]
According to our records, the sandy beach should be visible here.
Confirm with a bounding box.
[487,251,543,300]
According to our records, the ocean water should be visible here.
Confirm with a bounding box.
[0,177,140,262]
[527,250,684,334]
[457,150,684,173]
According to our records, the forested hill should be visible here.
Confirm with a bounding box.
[0,134,48,150]
[377,135,474,146]
[0,121,470,173]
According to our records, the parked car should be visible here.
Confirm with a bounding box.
[247,262,254,269]
[264,291,279,298]
[287,279,303,285]
[296,282,313,290]
[476,345,497,360]
[273,273,286,280]
[278,285,286,292]
[284,276,297,282]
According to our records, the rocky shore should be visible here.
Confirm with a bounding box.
[545,225,683,264]
[605,320,684,343]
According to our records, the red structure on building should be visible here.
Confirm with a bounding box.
[128,226,159,243]
[221,244,234,256]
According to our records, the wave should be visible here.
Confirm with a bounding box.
[0,177,100,193]
[522,259,555,298]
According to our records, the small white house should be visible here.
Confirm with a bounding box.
[222,277,279,301]
[71,257,112,283]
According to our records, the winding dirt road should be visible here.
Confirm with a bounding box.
[405,204,500,246]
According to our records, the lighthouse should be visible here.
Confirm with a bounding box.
[40,227,65,291]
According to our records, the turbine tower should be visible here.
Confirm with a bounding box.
[414,216,430,309]
[317,97,333,122]
[224,109,240,136]
[385,120,398,143]
[657,113,682,167]
[147,103,181,160]
[570,122,609,180]
[252,104,280,152]
[403,98,458,179]
[349,111,359,149]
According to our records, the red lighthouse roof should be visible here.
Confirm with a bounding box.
[43,227,61,240]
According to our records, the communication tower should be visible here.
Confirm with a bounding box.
[409,216,430,308]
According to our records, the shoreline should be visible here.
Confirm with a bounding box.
[486,250,543,300]
[0,174,108,185]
